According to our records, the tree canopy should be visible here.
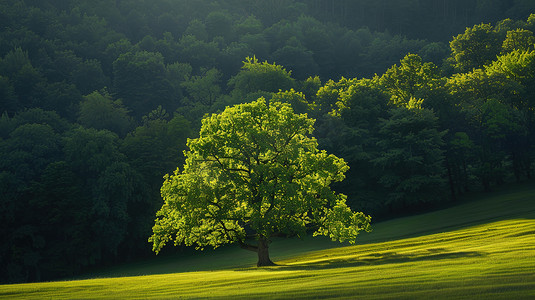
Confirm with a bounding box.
[150,98,371,266]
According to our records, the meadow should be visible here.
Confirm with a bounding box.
[1,182,534,299]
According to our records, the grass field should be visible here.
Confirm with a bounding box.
[1,182,534,299]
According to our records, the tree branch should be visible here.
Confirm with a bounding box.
[238,240,258,252]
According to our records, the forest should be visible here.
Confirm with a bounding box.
[1,0,534,283]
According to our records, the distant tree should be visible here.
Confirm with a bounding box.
[0,48,46,110]
[0,76,18,115]
[378,53,440,107]
[42,82,83,121]
[78,90,132,136]
[218,42,254,76]
[177,35,220,70]
[296,15,335,78]
[234,15,263,36]
[325,79,390,213]
[359,32,427,77]
[120,108,192,251]
[298,75,322,102]
[150,99,371,266]
[228,56,295,96]
[71,58,109,95]
[205,11,234,41]
[112,51,176,118]
[102,38,134,75]
[166,62,191,100]
[270,37,319,80]
[418,42,449,66]
[183,19,209,41]
[239,33,270,59]
[501,28,535,54]
[63,127,140,264]
[0,120,63,282]
[315,77,357,114]
[181,68,222,106]
[121,107,192,192]
[450,23,501,72]
[372,106,448,210]
[270,89,314,114]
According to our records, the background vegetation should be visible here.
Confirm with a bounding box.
[1,0,534,283]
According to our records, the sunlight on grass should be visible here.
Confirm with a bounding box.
[1,184,534,299]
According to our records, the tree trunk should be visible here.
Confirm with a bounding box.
[257,235,276,267]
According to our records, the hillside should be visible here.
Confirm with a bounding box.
[1,182,533,299]
[2,0,535,282]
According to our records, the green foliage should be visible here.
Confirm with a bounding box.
[62,126,146,264]
[121,108,191,191]
[234,15,263,36]
[177,34,219,70]
[378,53,440,107]
[181,68,222,106]
[270,89,314,114]
[150,99,371,259]
[0,47,31,76]
[299,75,322,101]
[450,23,501,72]
[112,51,176,118]
[228,56,295,96]
[501,29,535,54]
[315,77,358,114]
[205,11,233,40]
[0,75,18,114]
[418,42,449,65]
[270,37,319,80]
[373,107,447,208]
[183,19,209,41]
[486,50,535,111]
[78,90,132,136]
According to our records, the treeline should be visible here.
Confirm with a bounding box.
[0,0,534,284]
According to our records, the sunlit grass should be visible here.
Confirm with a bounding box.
[1,182,534,299]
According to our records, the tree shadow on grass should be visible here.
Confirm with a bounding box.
[259,249,486,271]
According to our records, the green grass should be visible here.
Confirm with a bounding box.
[1,182,534,299]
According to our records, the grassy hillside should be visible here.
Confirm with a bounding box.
[1,182,534,299]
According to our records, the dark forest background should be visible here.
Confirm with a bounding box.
[1,0,534,283]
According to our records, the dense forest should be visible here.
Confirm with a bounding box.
[1,0,534,283]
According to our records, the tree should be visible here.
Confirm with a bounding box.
[0,76,18,115]
[228,56,295,96]
[150,98,371,266]
[372,106,447,210]
[325,79,390,213]
[205,11,234,41]
[378,53,440,107]
[181,68,222,106]
[63,127,141,264]
[177,35,220,70]
[112,51,176,118]
[78,90,132,136]
[450,23,501,72]
[270,37,319,80]
[501,29,535,54]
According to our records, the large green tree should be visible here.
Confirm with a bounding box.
[150,98,371,266]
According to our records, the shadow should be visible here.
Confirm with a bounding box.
[253,248,486,271]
